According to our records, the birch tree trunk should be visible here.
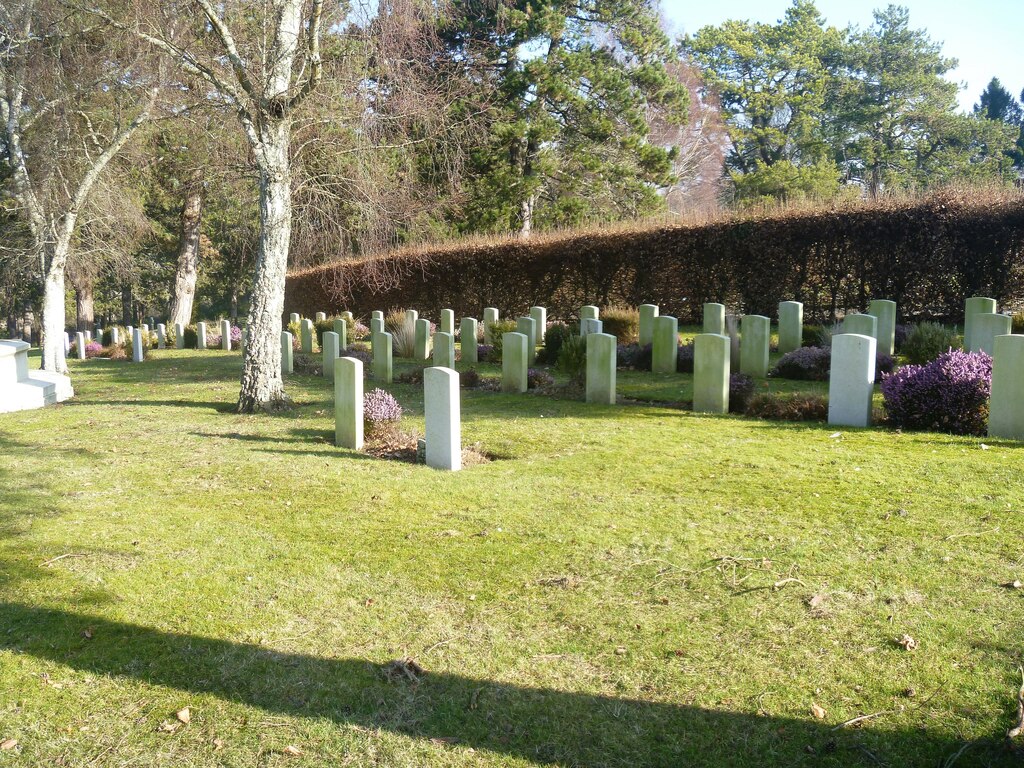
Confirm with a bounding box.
[168,169,203,326]
[40,227,74,373]
[238,128,291,410]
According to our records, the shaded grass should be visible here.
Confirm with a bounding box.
[0,349,1022,766]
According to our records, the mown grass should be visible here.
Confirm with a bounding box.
[1,347,1022,767]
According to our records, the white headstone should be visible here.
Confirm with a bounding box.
[502,332,528,393]
[460,318,478,364]
[157,324,167,349]
[322,331,340,381]
[440,309,455,335]
[483,307,500,344]
[433,331,455,369]
[638,304,659,347]
[75,332,86,360]
[132,328,144,363]
[335,356,364,449]
[828,334,876,427]
[220,319,231,350]
[529,306,547,343]
[424,367,461,471]
[281,331,294,374]
[585,332,616,405]
[197,322,207,349]
[652,316,678,374]
[175,322,185,349]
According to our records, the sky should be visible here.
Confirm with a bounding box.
[660,0,1024,112]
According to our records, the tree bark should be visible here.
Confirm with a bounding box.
[168,169,204,326]
[74,281,95,331]
[40,232,73,373]
[237,129,291,412]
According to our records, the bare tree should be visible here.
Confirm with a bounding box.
[0,2,158,373]
[168,166,204,326]
[100,0,325,411]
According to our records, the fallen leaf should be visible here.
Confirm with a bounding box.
[808,594,827,610]
[157,721,180,733]
[212,738,224,750]
[1002,580,1023,590]
[81,627,93,639]
[0,739,18,751]
[614,646,627,656]
[811,703,827,720]
[283,745,303,756]
[897,634,918,651]
[175,707,191,724]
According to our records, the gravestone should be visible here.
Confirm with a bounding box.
[726,315,740,367]
[220,319,231,350]
[63,332,70,354]
[740,315,770,377]
[703,303,725,335]
[530,306,547,343]
[778,301,803,354]
[371,310,384,323]
[132,328,144,363]
[141,324,149,336]
[652,316,678,374]
[433,331,455,368]
[828,334,876,427]
[974,313,1011,356]
[502,332,528,393]
[415,318,432,361]
[370,316,385,336]
[424,367,461,471]
[694,333,730,414]
[638,304,659,347]
[580,318,603,338]
[988,334,1024,439]
[340,311,354,323]
[586,332,616,405]
[843,313,877,339]
[0,340,74,413]
[460,318,478,364]
[579,306,599,335]
[333,318,348,350]
[334,356,364,450]
[315,311,327,322]
[300,319,314,354]
[868,299,897,356]
[196,323,207,350]
[372,331,393,383]
[86,330,94,342]
[483,307,499,344]
[517,316,537,363]
[75,332,86,360]
[157,324,167,349]
[322,331,340,381]
[290,312,300,325]
[111,327,121,346]
[964,297,997,352]
[440,309,455,335]
[175,323,185,349]
[281,331,294,374]
[406,309,419,327]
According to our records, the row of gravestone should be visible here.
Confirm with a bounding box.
[71,320,238,362]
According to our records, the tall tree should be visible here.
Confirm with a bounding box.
[974,77,1024,170]
[683,0,846,203]
[0,2,158,373]
[445,0,689,236]
[837,6,1017,195]
[107,0,326,411]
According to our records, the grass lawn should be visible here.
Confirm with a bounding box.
[1,346,1022,767]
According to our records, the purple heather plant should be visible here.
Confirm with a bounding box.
[206,333,222,348]
[84,341,104,358]
[676,342,695,373]
[477,344,494,362]
[728,373,756,413]
[527,368,554,389]
[881,349,992,436]
[363,388,403,427]
[770,346,897,381]
[230,325,243,343]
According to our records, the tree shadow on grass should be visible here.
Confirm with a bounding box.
[0,600,1015,767]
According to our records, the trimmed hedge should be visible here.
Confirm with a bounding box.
[285,189,1024,324]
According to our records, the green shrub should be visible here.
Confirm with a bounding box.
[600,305,640,343]
[314,319,336,346]
[487,319,519,362]
[183,324,199,349]
[1012,313,1024,334]
[902,322,960,364]
[537,323,574,364]
[555,334,587,384]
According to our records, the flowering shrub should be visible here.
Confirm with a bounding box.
[676,342,695,373]
[770,346,832,380]
[206,333,222,348]
[363,388,403,438]
[351,321,370,340]
[527,368,554,389]
[461,368,481,388]
[343,346,372,365]
[84,341,104,359]
[231,325,243,344]
[728,373,756,413]
[881,349,991,435]
[616,343,651,370]
[476,344,494,362]
[770,346,896,381]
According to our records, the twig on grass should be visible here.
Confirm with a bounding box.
[943,527,999,541]
[39,553,87,567]
[831,710,889,731]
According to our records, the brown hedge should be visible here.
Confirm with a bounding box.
[285,189,1024,324]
